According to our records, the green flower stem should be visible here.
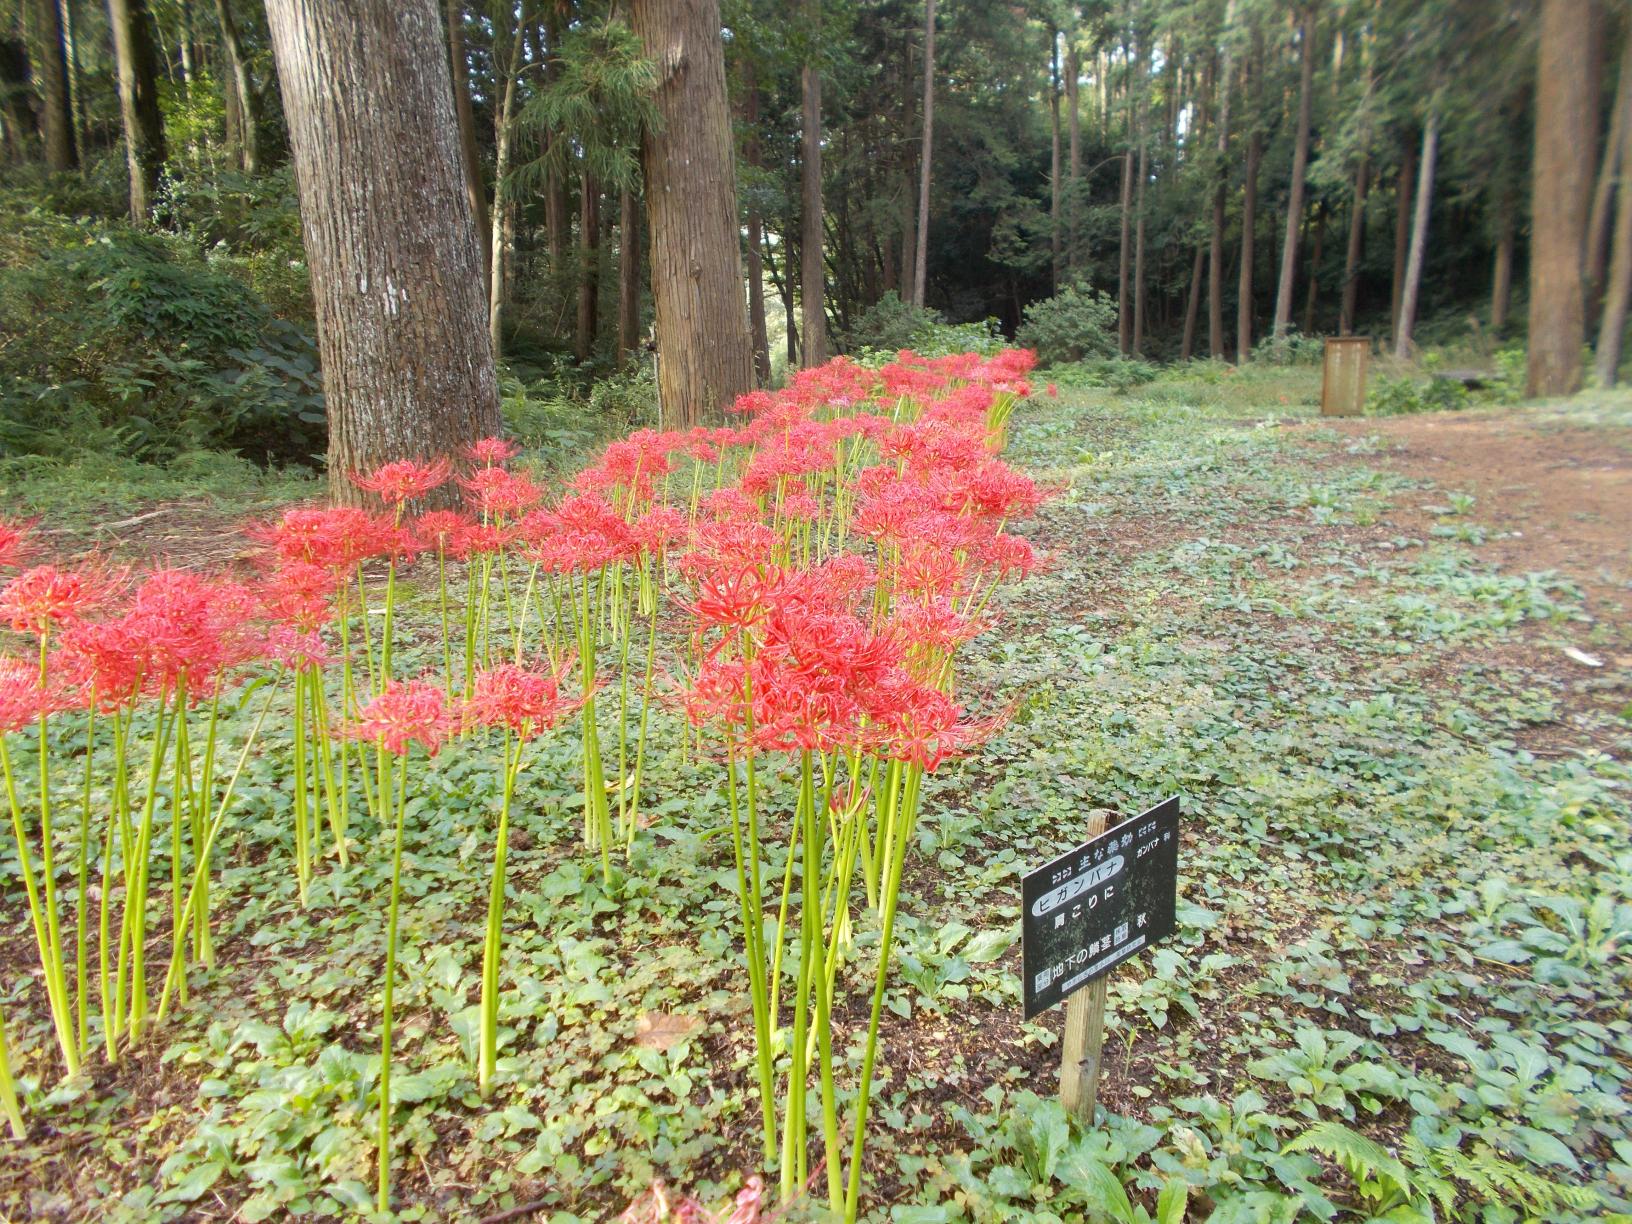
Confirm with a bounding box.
[842,760,920,1223]
[479,731,524,1093]
[377,749,411,1214]
[156,673,281,1020]
[73,705,96,1059]
[725,742,776,1164]
[0,1002,22,1137]
[0,735,77,1074]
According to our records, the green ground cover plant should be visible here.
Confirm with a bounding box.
[0,363,1627,1223]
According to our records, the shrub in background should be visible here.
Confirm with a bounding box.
[1015,284,1118,366]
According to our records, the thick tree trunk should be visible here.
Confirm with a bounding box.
[1132,110,1148,354]
[619,188,643,363]
[1118,149,1133,353]
[1302,205,1326,335]
[1050,29,1062,291]
[1587,32,1632,322]
[1272,5,1314,338]
[631,0,754,424]
[1065,34,1081,272]
[1208,6,1236,359]
[109,0,167,222]
[1395,111,1438,360]
[62,0,87,167]
[576,174,600,363]
[1237,127,1261,362]
[1340,155,1367,335]
[1391,134,1415,337]
[912,0,935,307]
[1491,206,1514,334]
[1597,46,1632,385]
[1528,0,1602,396]
[1181,243,1204,360]
[800,7,827,366]
[264,0,500,502]
[445,0,490,289]
[0,39,38,163]
[215,0,258,172]
[486,43,518,356]
[741,82,771,382]
[34,0,76,170]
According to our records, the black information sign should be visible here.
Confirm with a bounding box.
[1021,797,1180,1020]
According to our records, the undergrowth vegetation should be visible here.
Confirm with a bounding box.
[0,360,1626,1222]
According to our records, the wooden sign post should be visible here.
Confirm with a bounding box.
[1020,798,1181,1124]
[1060,808,1112,1122]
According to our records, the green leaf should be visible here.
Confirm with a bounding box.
[155,1161,224,1204]
[964,929,1017,963]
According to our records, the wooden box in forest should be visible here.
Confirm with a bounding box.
[1321,337,1370,417]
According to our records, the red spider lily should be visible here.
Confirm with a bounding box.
[943,459,1045,521]
[251,506,389,571]
[259,625,335,670]
[353,458,453,506]
[573,430,678,507]
[341,678,454,756]
[459,467,545,520]
[52,618,146,710]
[0,519,36,570]
[892,540,968,600]
[413,510,477,560]
[680,564,784,635]
[886,597,987,661]
[465,437,519,466]
[0,656,71,731]
[0,564,112,635]
[117,569,258,698]
[677,520,777,576]
[257,560,341,633]
[974,531,1039,579]
[464,660,580,739]
[631,506,690,557]
[865,674,997,770]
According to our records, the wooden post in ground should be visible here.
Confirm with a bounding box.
[1059,807,1112,1123]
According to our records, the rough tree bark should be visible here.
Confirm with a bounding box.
[618,188,642,362]
[1272,5,1314,339]
[1528,0,1602,396]
[1340,155,1367,335]
[1050,28,1062,291]
[741,78,771,383]
[1586,32,1632,323]
[1391,133,1415,337]
[631,0,754,424]
[34,0,76,170]
[1065,32,1081,272]
[1491,199,1514,334]
[1394,110,1438,359]
[445,0,490,289]
[1597,45,1632,386]
[486,20,521,357]
[1118,145,1133,353]
[1131,27,1148,355]
[215,0,258,172]
[1302,205,1325,335]
[1236,26,1262,362]
[264,0,500,501]
[1208,4,1236,358]
[109,0,167,222]
[800,0,827,365]
[576,174,600,363]
[912,0,936,307]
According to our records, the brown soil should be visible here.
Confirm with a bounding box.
[1314,408,1632,618]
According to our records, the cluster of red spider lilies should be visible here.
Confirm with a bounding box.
[0,349,1046,1218]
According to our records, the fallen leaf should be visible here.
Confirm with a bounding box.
[635,1012,702,1050]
